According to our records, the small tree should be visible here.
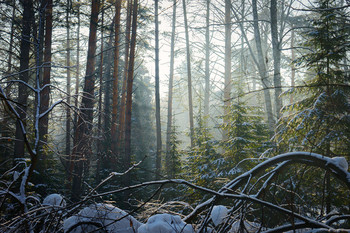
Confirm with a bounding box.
[220,100,271,178]
[166,123,182,179]
[184,116,221,202]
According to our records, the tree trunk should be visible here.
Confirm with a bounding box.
[103,23,114,148]
[182,0,194,148]
[73,0,80,136]
[2,1,16,157]
[117,0,132,155]
[69,0,80,182]
[14,0,33,159]
[165,0,177,178]
[155,0,162,180]
[124,0,138,187]
[290,25,295,104]
[38,0,53,166]
[252,0,274,133]
[223,0,231,140]
[270,0,282,121]
[110,0,122,161]
[71,0,100,201]
[96,0,105,183]
[204,0,210,117]
[65,1,71,157]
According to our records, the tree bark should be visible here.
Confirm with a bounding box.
[96,0,105,183]
[2,1,16,157]
[110,0,122,160]
[103,23,114,146]
[69,0,81,183]
[223,0,231,140]
[65,1,71,157]
[117,0,132,155]
[165,0,177,178]
[124,0,138,187]
[14,0,33,159]
[290,25,295,104]
[38,0,53,166]
[155,0,162,180]
[204,0,210,117]
[71,0,100,201]
[73,0,80,137]
[270,0,282,121]
[252,0,274,132]
[182,0,194,148]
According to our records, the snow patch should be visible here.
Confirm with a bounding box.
[43,194,66,208]
[210,205,228,226]
[331,157,348,171]
[138,213,194,233]
[63,203,142,233]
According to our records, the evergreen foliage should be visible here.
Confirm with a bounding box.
[276,0,350,158]
[183,116,221,202]
[220,100,271,177]
[165,123,182,179]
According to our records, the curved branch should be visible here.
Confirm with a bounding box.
[185,152,350,223]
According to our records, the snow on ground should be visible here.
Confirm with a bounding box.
[138,213,195,233]
[43,194,66,208]
[63,203,142,233]
[210,205,228,226]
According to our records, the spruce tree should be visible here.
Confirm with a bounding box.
[276,0,350,158]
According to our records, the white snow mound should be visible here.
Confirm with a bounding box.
[332,157,348,171]
[43,194,66,208]
[138,213,195,233]
[63,203,142,233]
[210,205,228,226]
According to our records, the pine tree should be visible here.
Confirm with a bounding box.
[276,0,350,215]
[220,100,271,177]
[184,116,221,202]
[276,0,350,158]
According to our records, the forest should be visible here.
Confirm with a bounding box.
[0,0,349,232]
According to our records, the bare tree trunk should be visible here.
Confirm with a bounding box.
[117,0,132,155]
[182,0,194,148]
[155,0,162,179]
[69,0,81,183]
[223,0,231,140]
[204,0,210,118]
[270,0,282,121]
[103,23,114,146]
[110,0,122,161]
[2,1,16,156]
[71,0,100,201]
[6,1,15,95]
[14,0,33,160]
[240,0,245,87]
[252,0,274,133]
[38,0,53,167]
[290,25,295,104]
[96,0,105,183]
[165,0,177,178]
[124,0,138,187]
[65,1,71,157]
[73,1,80,136]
